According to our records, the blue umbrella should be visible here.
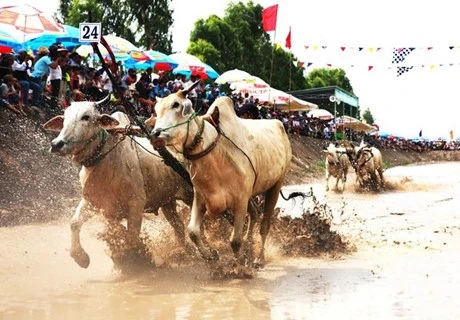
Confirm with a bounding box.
[0,30,22,52]
[170,52,219,79]
[123,50,179,71]
[23,25,88,51]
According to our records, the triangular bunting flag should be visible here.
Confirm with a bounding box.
[368,66,374,71]
[392,48,415,64]
[396,66,413,76]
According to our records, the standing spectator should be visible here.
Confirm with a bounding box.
[33,46,49,66]
[12,50,37,107]
[29,45,65,108]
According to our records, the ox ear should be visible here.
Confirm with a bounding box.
[181,80,200,96]
[145,114,156,129]
[182,99,193,116]
[97,114,120,130]
[203,106,220,128]
[43,115,64,132]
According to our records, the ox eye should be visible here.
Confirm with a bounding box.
[172,102,180,109]
[81,115,90,121]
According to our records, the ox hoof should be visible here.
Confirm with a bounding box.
[71,250,90,268]
[204,249,220,261]
[253,258,265,270]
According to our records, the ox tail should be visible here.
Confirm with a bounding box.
[279,189,313,201]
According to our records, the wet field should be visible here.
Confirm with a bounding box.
[1,162,459,319]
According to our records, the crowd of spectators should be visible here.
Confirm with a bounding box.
[1,44,459,152]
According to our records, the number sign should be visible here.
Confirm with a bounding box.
[79,23,102,43]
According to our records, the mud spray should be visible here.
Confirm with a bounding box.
[94,190,355,278]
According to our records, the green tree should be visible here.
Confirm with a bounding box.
[305,68,353,93]
[362,107,375,124]
[187,1,305,91]
[59,0,174,52]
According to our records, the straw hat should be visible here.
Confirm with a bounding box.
[37,46,49,55]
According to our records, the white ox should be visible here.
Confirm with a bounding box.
[354,145,385,190]
[43,100,193,268]
[322,143,351,192]
[149,84,293,267]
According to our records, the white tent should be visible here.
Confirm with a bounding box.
[232,85,317,112]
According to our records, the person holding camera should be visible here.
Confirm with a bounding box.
[12,50,38,107]
[29,44,66,108]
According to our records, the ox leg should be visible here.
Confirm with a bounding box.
[70,199,94,268]
[378,168,385,188]
[342,170,348,191]
[229,201,249,262]
[188,193,219,260]
[325,172,330,191]
[255,183,281,267]
[161,202,187,247]
[126,204,143,249]
[242,200,258,265]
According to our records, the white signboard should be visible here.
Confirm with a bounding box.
[79,23,102,43]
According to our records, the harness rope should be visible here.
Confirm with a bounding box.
[77,128,127,168]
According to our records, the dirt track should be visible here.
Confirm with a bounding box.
[1,162,459,319]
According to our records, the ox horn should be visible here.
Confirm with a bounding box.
[181,80,201,96]
[95,94,111,105]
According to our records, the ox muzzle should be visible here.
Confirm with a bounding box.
[50,139,65,153]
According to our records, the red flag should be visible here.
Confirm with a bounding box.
[285,27,291,49]
[262,4,278,32]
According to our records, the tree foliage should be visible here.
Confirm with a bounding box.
[305,68,353,93]
[58,0,174,52]
[362,107,376,124]
[187,1,306,92]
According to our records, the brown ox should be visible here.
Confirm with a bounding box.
[323,143,351,192]
[355,145,385,190]
[44,100,192,268]
[149,84,293,267]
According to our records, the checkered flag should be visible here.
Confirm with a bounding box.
[397,66,413,77]
[392,48,415,64]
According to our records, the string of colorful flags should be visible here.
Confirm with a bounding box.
[262,4,459,77]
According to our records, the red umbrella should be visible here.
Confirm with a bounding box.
[0,44,13,53]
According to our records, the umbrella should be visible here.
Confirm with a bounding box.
[214,68,253,84]
[0,4,64,44]
[0,30,21,52]
[170,52,219,79]
[124,50,179,71]
[230,75,270,92]
[76,35,140,61]
[22,25,86,51]
[306,109,334,120]
[337,121,378,133]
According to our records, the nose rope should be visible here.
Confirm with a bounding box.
[154,109,200,135]
[64,127,103,148]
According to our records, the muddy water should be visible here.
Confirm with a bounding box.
[1,162,460,319]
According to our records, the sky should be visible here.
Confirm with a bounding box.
[14,0,460,139]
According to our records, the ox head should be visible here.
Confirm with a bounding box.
[355,147,373,181]
[43,98,120,155]
[322,142,348,165]
[149,80,200,147]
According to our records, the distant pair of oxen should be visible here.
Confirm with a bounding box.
[323,141,385,192]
